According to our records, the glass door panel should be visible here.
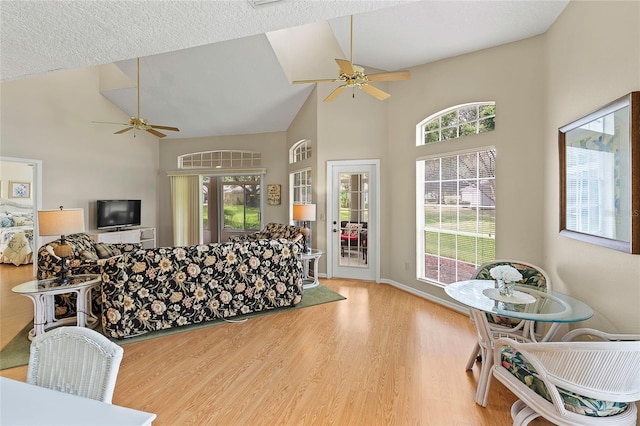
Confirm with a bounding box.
[339,172,369,268]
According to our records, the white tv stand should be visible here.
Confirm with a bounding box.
[88,227,156,249]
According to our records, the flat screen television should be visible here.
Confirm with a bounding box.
[97,200,141,230]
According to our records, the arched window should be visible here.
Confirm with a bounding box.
[178,150,261,169]
[289,139,312,164]
[417,102,495,146]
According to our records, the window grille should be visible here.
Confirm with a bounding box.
[416,148,496,285]
[289,140,312,164]
[178,151,261,169]
[417,102,495,145]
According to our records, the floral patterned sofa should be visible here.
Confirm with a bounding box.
[100,238,304,339]
[37,233,141,317]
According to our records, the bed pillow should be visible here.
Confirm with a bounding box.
[0,216,14,227]
[13,216,33,226]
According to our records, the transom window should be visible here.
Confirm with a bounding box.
[179,150,261,169]
[417,102,495,145]
[416,148,496,285]
[289,140,312,164]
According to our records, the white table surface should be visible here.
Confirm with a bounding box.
[0,377,156,426]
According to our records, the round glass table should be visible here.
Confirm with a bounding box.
[445,279,594,325]
[445,279,594,406]
[12,274,101,340]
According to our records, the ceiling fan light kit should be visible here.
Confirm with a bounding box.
[293,15,410,102]
[94,58,179,138]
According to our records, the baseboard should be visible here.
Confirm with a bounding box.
[379,278,469,315]
[318,272,469,315]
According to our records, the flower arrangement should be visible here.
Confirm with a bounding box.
[489,265,523,283]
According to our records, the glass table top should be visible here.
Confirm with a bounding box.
[445,279,594,323]
[12,274,101,294]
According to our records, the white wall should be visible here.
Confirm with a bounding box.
[384,35,547,300]
[0,67,159,232]
[543,0,640,333]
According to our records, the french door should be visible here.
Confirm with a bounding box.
[202,175,262,243]
[327,160,379,281]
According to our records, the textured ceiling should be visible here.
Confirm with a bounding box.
[1,0,569,139]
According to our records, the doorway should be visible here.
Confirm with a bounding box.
[326,160,379,281]
[202,175,262,244]
[0,156,42,275]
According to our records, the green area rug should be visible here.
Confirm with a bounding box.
[0,284,345,370]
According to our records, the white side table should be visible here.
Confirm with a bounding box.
[300,249,323,289]
[12,274,101,340]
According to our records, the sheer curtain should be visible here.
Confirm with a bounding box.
[170,175,201,246]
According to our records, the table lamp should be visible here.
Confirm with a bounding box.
[38,206,85,284]
[292,203,316,253]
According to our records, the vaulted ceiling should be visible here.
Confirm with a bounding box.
[1,0,568,139]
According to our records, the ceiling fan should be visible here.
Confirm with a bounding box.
[293,15,410,102]
[94,58,179,138]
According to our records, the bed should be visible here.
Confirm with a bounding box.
[0,199,35,265]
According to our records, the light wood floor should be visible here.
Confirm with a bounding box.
[0,264,551,425]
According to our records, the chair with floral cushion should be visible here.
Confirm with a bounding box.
[490,331,640,425]
[465,260,551,371]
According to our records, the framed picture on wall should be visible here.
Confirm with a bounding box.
[559,91,639,254]
[267,184,281,205]
[9,181,31,199]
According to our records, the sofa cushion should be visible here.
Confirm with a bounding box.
[80,249,99,261]
[500,346,628,417]
[94,243,121,259]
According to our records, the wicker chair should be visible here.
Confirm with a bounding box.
[466,259,551,371]
[27,326,124,403]
[490,330,640,425]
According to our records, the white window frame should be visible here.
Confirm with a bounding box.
[289,139,312,164]
[289,168,312,222]
[416,102,496,146]
[416,146,496,286]
[178,150,261,169]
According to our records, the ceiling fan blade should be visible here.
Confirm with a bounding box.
[114,127,134,134]
[93,121,130,126]
[360,84,391,101]
[366,70,411,82]
[324,85,346,102]
[150,125,180,132]
[146,128,167,138]
[293,78,340,84]
[335,59,354,76]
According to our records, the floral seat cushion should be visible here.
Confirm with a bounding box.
[500,346,629,417]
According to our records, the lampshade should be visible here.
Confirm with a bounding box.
[38,208,85,236]
[292,204,316,222]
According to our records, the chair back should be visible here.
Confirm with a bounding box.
[493,337,640,424]
[27,326,123,403]
[473,259,550,291]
